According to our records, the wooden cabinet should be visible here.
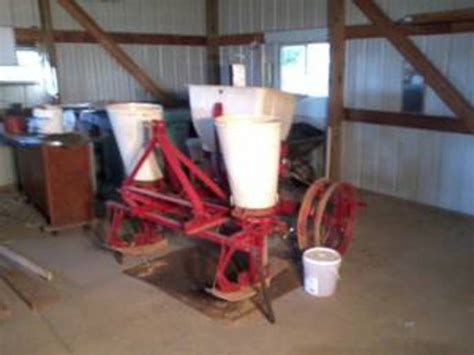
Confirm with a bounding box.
[15,144,94,228]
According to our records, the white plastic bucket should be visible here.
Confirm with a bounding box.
[303,247,342,297]
[32,105,64,134]
[215,114,281,209]
[106,103,163,182]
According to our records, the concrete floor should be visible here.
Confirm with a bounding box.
[0,191,473,355]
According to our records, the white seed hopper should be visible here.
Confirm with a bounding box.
[188,85,296,152]
[216,114,281,209]
[106,103,164,182]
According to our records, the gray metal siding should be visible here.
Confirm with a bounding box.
[343,32,474,215]
[57,44,206,103]
[219,0,327,33]
[51,0,207,103]
[51,0,205,34]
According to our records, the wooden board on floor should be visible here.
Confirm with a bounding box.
[0,293,11,320]
[0,265,60,311]
[0,302,10,319]
[0,279,12,320]
[124,246,301,322]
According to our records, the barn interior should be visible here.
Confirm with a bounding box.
[0,1,473,354]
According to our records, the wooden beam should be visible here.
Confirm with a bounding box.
[38,0,57,66]
[15,28,49,44]
[206,0,220,84]
[57,0,174,104]
[15,28,207,46]
[345,108,471,134]
[38,0,60,102]
[0,246,53,281]
[15,27,262,47]
[209,33,265,46]
[400,7,474,25]
[0,281,11,320]
[327,0,346,180]
[346,20,474,39]
[14,23,474,47]
[0,265,60,311]
[352,0,474,132]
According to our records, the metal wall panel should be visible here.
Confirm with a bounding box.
[51,0,205,34]
[51,0,207,103]
[219,44,264,86]
[219,0,327,34]
[57,44,206,103]
[0,0,39,27]
[343,32,474,215]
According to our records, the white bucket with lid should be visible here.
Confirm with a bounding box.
[32,105,64,134]
[215,114,281,210]
[106,103,163,182]
[303,247,342,297]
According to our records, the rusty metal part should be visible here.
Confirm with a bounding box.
[205,285,258,302]
[296,178,332,250]
[314,182,357,254]
[232,206,277,219]
[108,239,169,257]
[297,179,357,254]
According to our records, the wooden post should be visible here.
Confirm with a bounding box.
[353,0,474,132]
[327,0,346,180]
[38,0,60,103]
[57,0,174,104]
[206,0,220,84]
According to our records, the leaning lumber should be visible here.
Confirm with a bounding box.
[0,246,53,281]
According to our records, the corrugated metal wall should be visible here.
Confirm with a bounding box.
[51,0,207,103]
[343,31,474,215]
[219,0,474,215]
[219,0,326,33]
[57,43,206,103]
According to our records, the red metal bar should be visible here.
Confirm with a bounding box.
[123,136,159,186]
[154,122,206,215]
[125,185,228,212]
[172,144,228,201]
[184,215,229,235]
